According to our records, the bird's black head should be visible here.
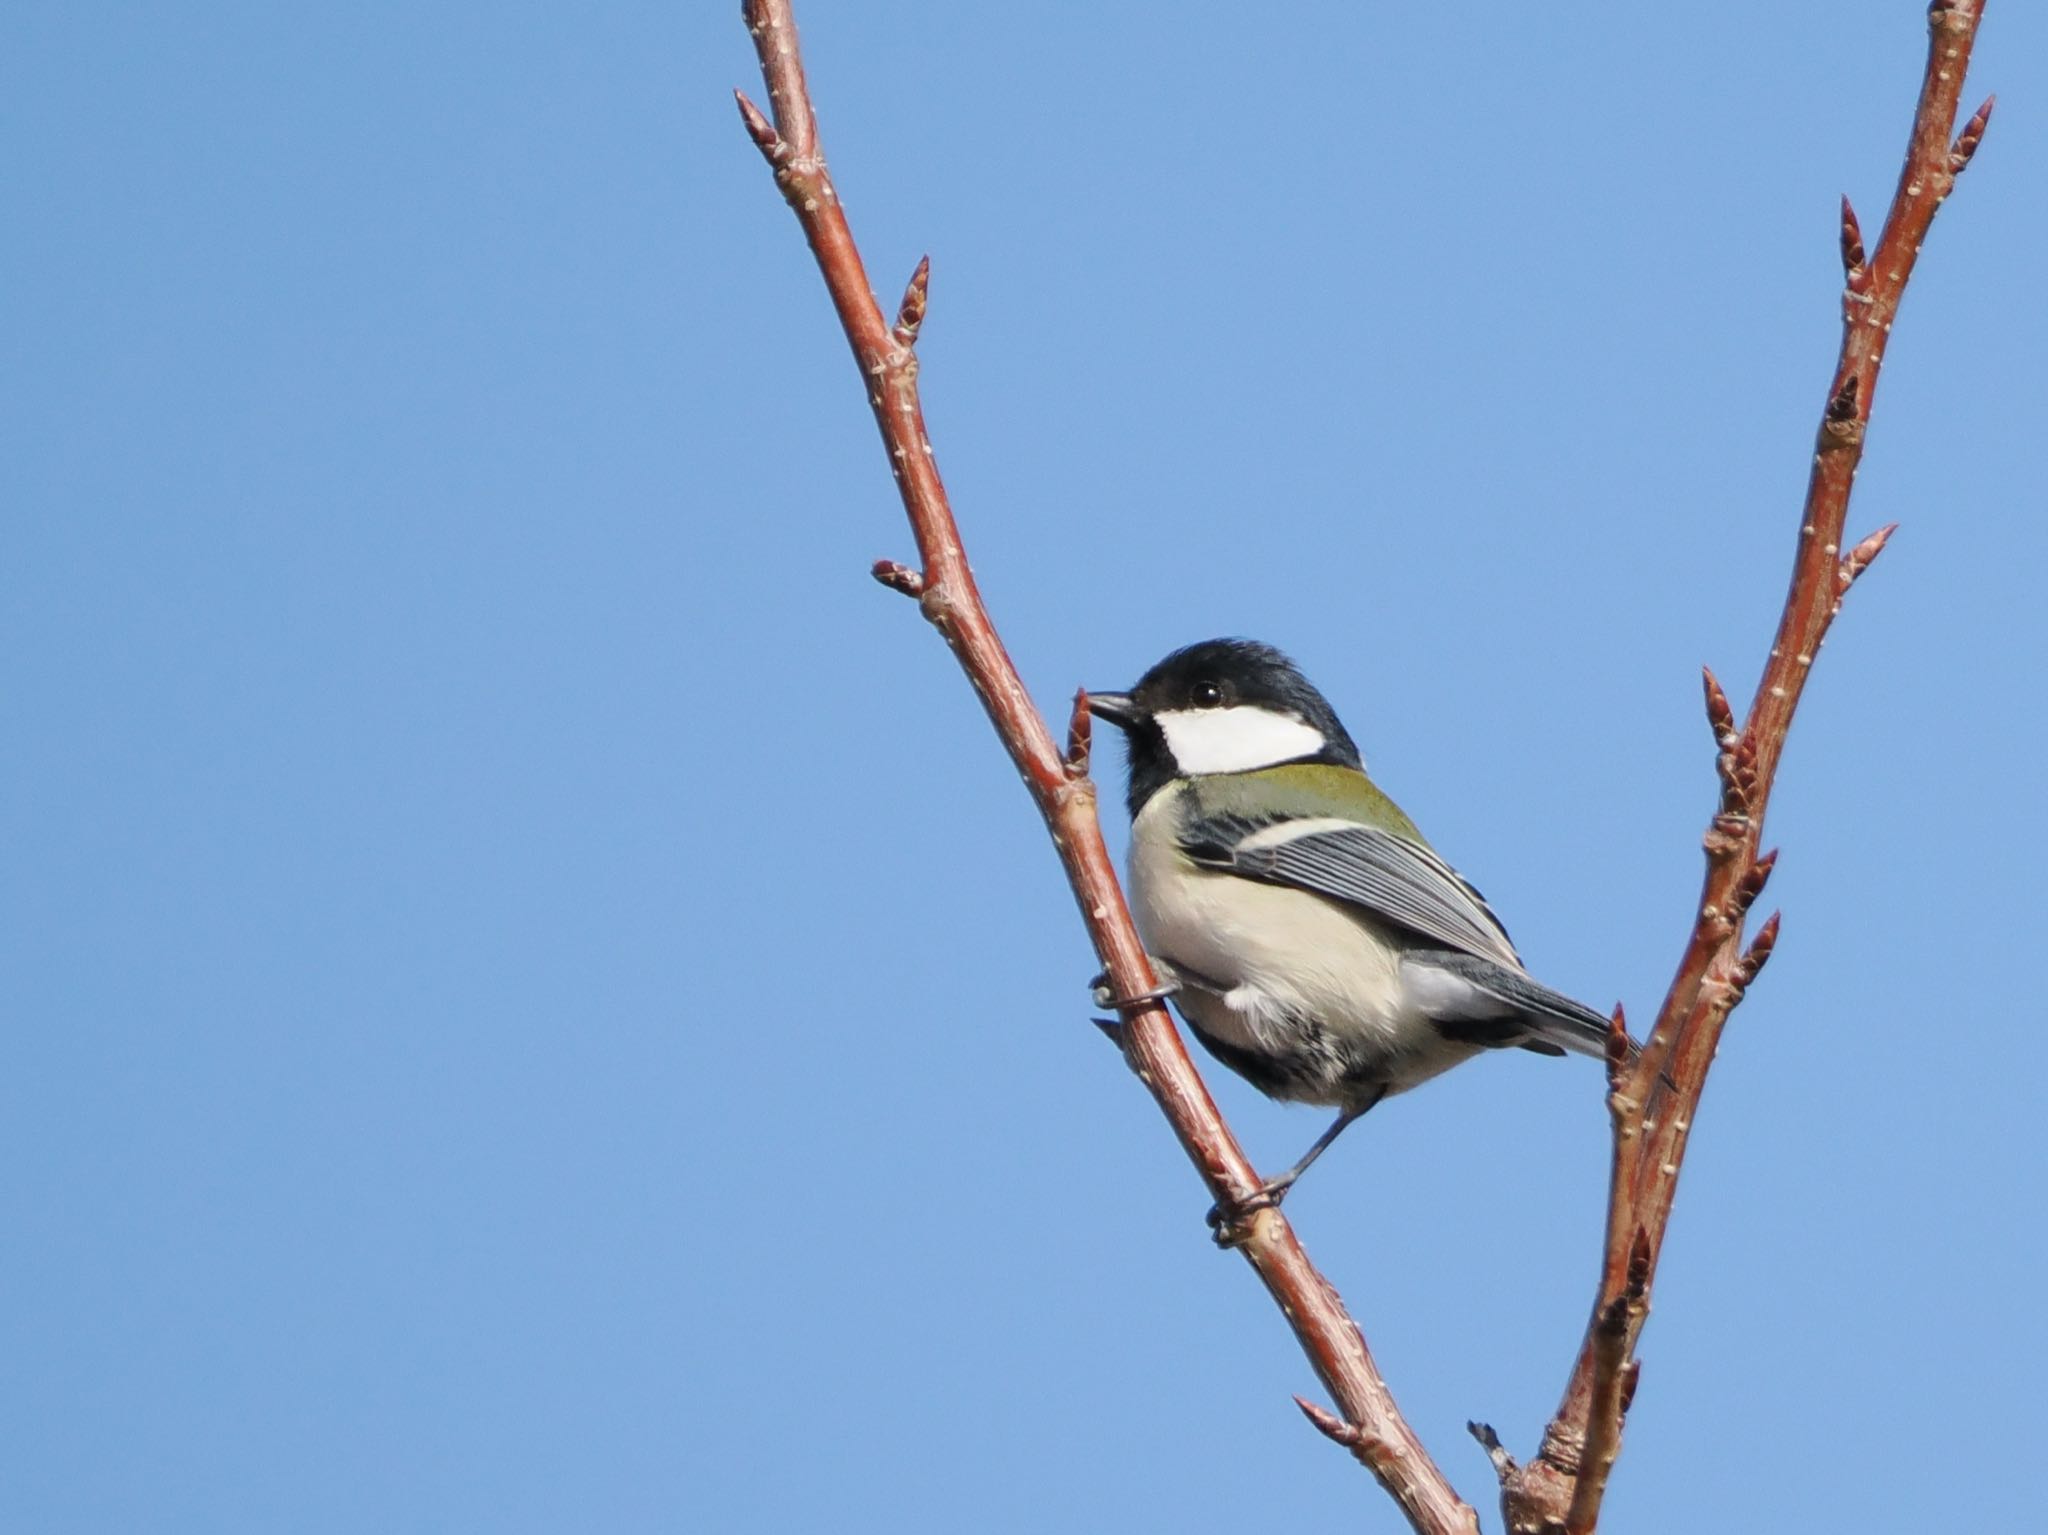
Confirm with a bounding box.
[1087,639,1362,817]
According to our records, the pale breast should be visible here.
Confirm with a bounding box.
[1127,792,1415,1069]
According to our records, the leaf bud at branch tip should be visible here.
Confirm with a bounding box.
[1839,195,1868,291]
[1731,849,1779,918]
[1296,1395,1343,1436]
[1603,1005,1631,1090]
[1951,95,1994,174]
[1296,1396,1386,1458]
[734,90,785,161]
[893,256,931,349]
[1839,523,1898,590]
[1705,667,1757,818]
[1701,665,1736,745]
[871,558,926,598]
[1065,689,1094,776]
[1737,911,1782,988]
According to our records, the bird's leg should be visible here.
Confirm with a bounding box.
[1088,963,1185,1045]
[1206,1089,1386,1241]
[1089,967,1181,1014]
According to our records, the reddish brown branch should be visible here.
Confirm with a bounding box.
[1495,6,1992,1532]
[736,4,1477,1531]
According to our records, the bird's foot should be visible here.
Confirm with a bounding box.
[1088,967,1179,1051]
[1204,1174,1299,1248]
[1088,969,1179,1013]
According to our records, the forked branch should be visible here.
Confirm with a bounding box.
[737,3,1990,1530]
[736,2,1476,1531]
[1484,6,1992,1531]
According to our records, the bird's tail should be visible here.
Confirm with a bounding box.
[1412,952,1623,1061]
[1511,979,1624,1061]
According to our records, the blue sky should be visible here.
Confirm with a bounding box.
[4,4,2041,1531]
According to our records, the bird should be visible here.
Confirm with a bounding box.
[1086,638,1616,1217]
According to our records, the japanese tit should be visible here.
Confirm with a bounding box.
[1088,638,1615,1210]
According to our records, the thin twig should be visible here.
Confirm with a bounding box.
[735,4,1477,1531]
[1496,6,1992,1532]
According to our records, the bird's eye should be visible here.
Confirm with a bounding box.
[1191,680,1225,708]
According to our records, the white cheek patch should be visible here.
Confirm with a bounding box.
[1155,706,1327,775]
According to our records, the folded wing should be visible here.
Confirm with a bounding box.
[1188,817,1610,1058]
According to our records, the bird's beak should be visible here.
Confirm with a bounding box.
[1085,691,1140,730]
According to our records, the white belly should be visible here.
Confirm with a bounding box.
[1126,796,1463,1099]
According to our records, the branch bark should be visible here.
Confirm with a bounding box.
[736,4,1477,1531]
[1485,7,1993,1531]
